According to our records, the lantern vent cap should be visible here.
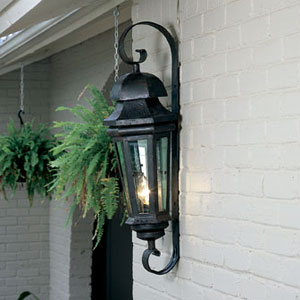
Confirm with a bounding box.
[110,71,168,101]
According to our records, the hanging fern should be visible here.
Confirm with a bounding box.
[0,121,58,204]
[50,85,120,247]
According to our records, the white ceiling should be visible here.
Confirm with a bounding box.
[0,0,106,36]
[0,0,15,12]
[0,0,131,75]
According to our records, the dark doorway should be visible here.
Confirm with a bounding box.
[91,211,133,300]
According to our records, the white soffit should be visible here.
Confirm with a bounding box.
[0,0,15,13]
[0,0,130,75]
[0,0,105,36]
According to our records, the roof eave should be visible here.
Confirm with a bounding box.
[0,0,130,76]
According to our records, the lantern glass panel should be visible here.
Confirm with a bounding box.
[116,142,132,215]
[128,139,150,214]
[156,136,169,212]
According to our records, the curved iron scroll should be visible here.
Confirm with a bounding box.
[118,21,180,275]
[118,21,179,114]
[142,218,179,275]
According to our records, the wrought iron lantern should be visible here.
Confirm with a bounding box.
[104,22,180,275]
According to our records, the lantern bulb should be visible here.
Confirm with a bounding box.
[137,175,150,206]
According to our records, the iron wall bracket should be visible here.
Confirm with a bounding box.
[118,21,180,275]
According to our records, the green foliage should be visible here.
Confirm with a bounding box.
[50,85,120,247]
[0,121,58,204]
[18,291,40,300]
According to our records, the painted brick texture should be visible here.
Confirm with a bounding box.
[132,0,300,299]
[0,195,50,300]
[0,61,51,300]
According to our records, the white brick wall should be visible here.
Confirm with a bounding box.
[0,194,50,300]
[132,0,300,299]
[0,61,51,300]
[49,201,71,300]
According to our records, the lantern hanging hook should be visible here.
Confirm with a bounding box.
[118,21,180,275]
[118,21,179,114]
[18,63,25,126]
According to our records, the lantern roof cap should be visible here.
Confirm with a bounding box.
[110,69,168,101]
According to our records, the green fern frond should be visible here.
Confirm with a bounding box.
[101,177,119,219]
[93,211,106,249]
[0,121,58,203]
[50,85,120,246]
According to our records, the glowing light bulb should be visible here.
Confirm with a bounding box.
[137,175,150,206]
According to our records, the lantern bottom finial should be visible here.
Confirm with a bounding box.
[131,222,168,241]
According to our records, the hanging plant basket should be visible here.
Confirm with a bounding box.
[0,121,58,205]
[50,85,123,247]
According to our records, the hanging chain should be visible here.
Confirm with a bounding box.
[113,6,120,82]
[20,64,24,112]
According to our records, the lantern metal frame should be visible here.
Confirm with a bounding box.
[105,21,180,275]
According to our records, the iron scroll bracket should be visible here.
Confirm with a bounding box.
[118,21,179,114]
[142,218,179,275]
[118,21,180,275]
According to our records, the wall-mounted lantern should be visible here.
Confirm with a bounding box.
[104,22,180,275]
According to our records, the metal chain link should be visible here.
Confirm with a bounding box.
[20,64,24,112]
[113,6,120,82]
